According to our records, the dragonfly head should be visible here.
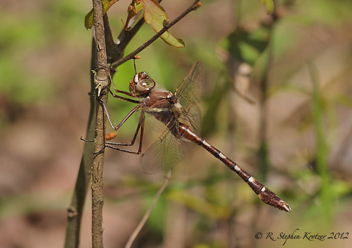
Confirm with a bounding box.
[129,72,156,96]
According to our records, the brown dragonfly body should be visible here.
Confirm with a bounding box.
[102,62,291,212]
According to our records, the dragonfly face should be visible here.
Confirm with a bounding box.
[129,72,156,96]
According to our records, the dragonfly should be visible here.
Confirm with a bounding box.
[100,62,291,212]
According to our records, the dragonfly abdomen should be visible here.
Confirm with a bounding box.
[179,124,291,212]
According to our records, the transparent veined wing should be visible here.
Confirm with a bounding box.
[175,62,203,108]
[140,119,185,174]
[175,62,203,135]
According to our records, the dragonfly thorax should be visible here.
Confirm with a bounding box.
[129,72,156,96]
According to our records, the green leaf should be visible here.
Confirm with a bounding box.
[141,0,185,48]
[260,0,274,14]
[133,1,144,13]
[84,0,119,29]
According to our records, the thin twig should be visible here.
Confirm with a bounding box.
[108,17,145,67]
[125,170,173,248]
[91,0,109,247]
[110,0,163,66]
[104,14,116,57]
[111,0,201,69]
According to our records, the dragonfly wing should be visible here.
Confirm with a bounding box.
[140,123,185,174]
[175,62,203,135]
[175,62,203,107]
[178,102,201,136]
[185,103,201,135]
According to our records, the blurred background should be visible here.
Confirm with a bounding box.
[1,0,352,247]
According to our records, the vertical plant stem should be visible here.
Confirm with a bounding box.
[64,71,96,248]
[64,17,100,248]
[257,13,280,183]
[92,0,109,247]
[258,58,270,182]
[257,41,273,182]
[125,170,172,248]
[308,62,332,226]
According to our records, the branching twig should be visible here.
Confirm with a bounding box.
[66,1,200,247]
[110,0,163,66]
[111,0,201,69]
[125,170,173,248]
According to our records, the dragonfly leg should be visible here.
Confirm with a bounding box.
[85,91,143,154]
[91,86,140,130]
[80,106,143,154]
[80,137,107,155]
[93,146,106,155]
[106,112,143,146]
[103,69,138,99]
[108,88,140,103]
[110,81,137,98]
[80,117,143,155]
[80,137,139,155]
[104,145,141,154]
[80,136,93,142]
[105,112,145,154]
[99,99,141,131]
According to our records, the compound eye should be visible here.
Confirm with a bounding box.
[130,71,156,95]
[136,78,155,92]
